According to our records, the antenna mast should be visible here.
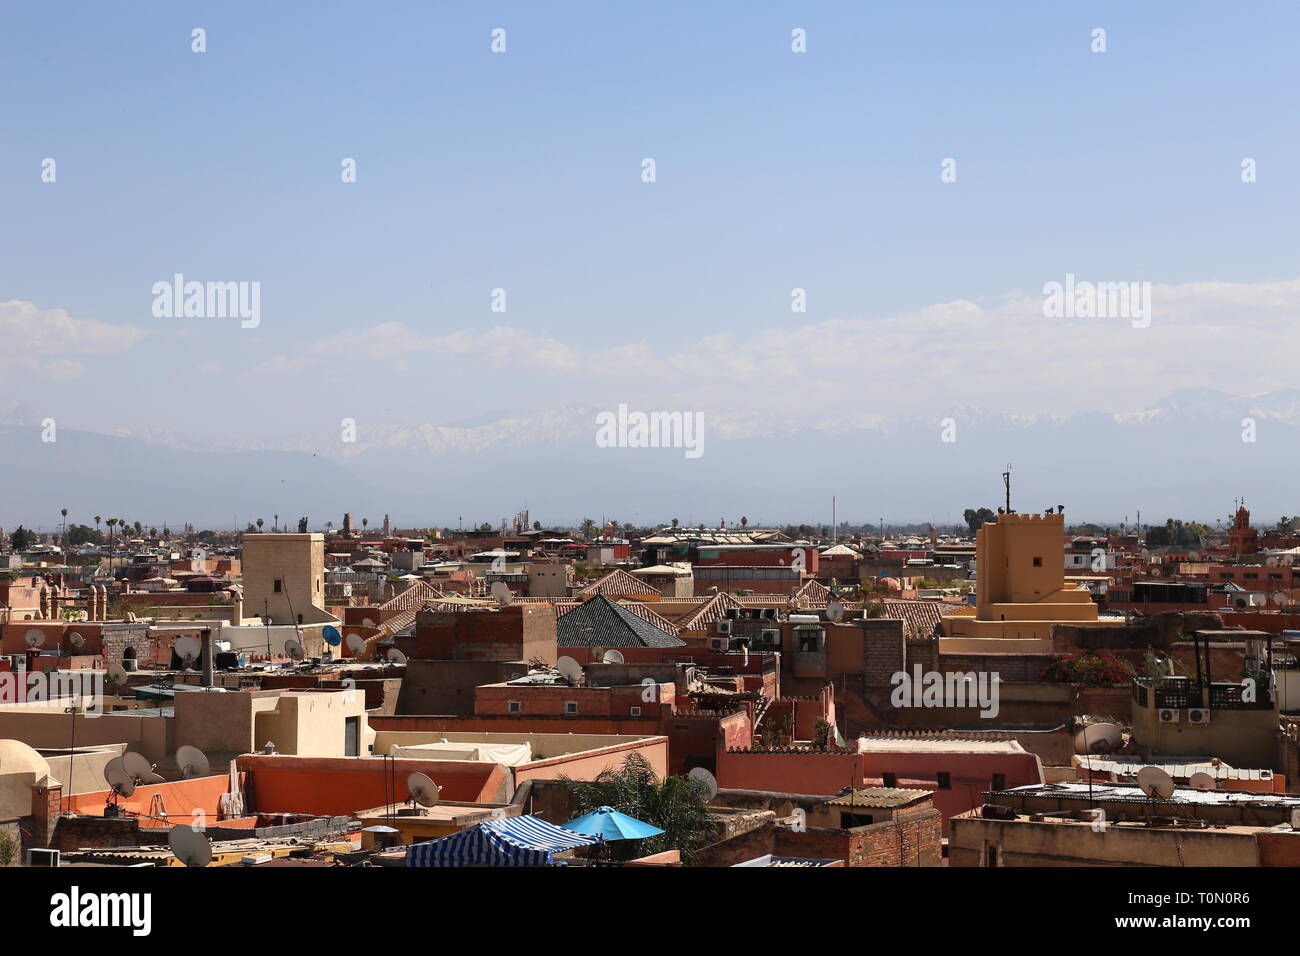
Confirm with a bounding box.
[1002,464,1013,515]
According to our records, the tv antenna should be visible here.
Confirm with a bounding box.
[1002,464,1014,515]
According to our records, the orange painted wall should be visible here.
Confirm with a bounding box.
[235,754,506,816]
[65,772,238,827]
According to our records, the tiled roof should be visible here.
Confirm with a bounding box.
[878,599,964,638]
[675,591,744,630]
[379,580,444,612]
[823,787,932,808]
[576,568,661,597]
[557,595,686,648]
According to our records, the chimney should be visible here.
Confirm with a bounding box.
[231,590,244,624]
[201,628,214,688]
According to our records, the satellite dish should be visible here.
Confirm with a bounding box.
[1136,766,1176,800]
[1274,592,1288,607]
[262,741,276,754]
[1073,722,1123,755]
[142,772,166,785]
[826,599,844,622]
[168,825,213,867]
[1189,771,1216,791]
[123,752,153,781]
[555,656,583,683]
[174,635,201,666]
[345,633,368,656]
[1188,551,1200,561]
[284,638,305,661]
[322,625,342,647]
[407,772,441,808]
[490,581,513,607]
[105,766,136,798]
[107,660,127,683]
[688,766,718,800]
[176,745,211,779]
[590,647,606,662]
[601,649,625,664]
[67,632,85,650]
[104,756,126,781]
[25,628,45,649]
[386,648,407,665]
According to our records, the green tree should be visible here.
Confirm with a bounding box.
[10,526,35,550]
[559,752,714,864]
[963,507,996,535]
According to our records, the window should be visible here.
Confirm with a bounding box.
[564,701,578,715]
[1032,557,1043,567]
[992,773,1006,791]
[882,772,897,788]
[507,701,521,714]
[840,811,874,828]
[629,706,642,717]
[937,772,952,790]
[273,579,282,593]
[985,843,999,867]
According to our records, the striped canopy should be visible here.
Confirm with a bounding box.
[407,815,599,868]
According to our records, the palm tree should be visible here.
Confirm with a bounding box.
[94,515,101,536]
[560,752,714,865]
[273,514,279,532]
[256,518,264,532]
[61,508,68,535]
[362,518,369,533]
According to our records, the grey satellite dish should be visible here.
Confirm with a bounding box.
[826,599,844,622]
[106,661,127,687]
[688,766,718,800]
[407,772,441,808]
[284,638,305,661]
[67,632,85,650]
[490,581,513,606]
[123,751,154,781]
[555,656,582,683]
[104,756,126,780]
[176,745,211,780]
[168,825,212,867]
[1136,766,1176,800]
[1274,592,1288,607]
[601,649,625,664]
[174,635,201,666]
[105,765,136,798]
[386,648,407,665]
[24,628,45,649]
[345,633,368,656]
[1073,722,1123,755]
[590,647,606,663]
[1189,771,1216,791]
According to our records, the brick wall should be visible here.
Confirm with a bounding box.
[861,620,905,686]
[773,808,942,866]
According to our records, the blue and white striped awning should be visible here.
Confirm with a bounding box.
[407,815,599,867]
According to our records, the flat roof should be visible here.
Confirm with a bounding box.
[999,781,1300,808]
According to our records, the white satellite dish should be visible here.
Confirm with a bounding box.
[688,766,718,800]
[601,649,625,664]
[174,635,201,666]
[1136,766,1176,800]
[826,599,844,622]
[490,581,513,607]
[1189,771,1216,791]
[24,628,45,649]
[345,633,368,656]
[407,772,441,808]
[168,825,212,867]
[1073,722,1123,755]
[106,661,127,688]
[104,756,126,780]
[1274,592,1289,607]
[123,751,153,781]
[555,656,583,683]
[386,648,407,665]
[176,745,211,780]
[590,646,606,662]
[284,638,305,661]
[67,632,86,650]
[105,765,135,798]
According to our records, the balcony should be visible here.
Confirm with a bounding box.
[1132,676,1274,712]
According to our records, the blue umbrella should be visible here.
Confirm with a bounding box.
[562,806,665,841]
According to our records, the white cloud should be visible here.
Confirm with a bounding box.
[0,300,146,382]
[243,276,1300,424]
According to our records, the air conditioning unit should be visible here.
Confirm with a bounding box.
[715,620,733,635]
[26,848,59,867]
[760,628,780,643]
[709,636,731,652]
[760,607,777,620]
[1158,708,1180,723]
[1187,708,1211,725]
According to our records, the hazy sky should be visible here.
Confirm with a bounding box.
[4,1,1300,446]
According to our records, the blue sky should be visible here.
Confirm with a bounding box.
[3,1,1300,444]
